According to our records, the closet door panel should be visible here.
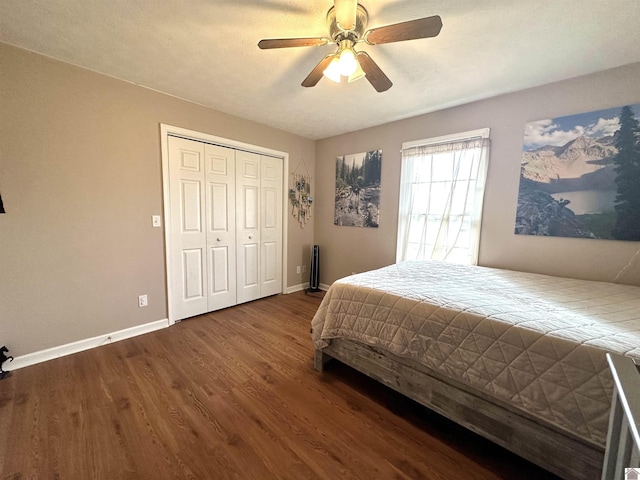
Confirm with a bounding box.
[236,151,261,304]
[260,156,283,297]
[262,241,278,283]
[181,181,202,232]
[242,243,259,285]
[182,249,205,299]
[209,246,230,293]
[206,144,237,311]
[242,186,259,229]
[168,137,208,320]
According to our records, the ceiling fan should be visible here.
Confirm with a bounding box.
[257,0,442,92]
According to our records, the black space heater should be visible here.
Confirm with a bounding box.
[308,245,321,292]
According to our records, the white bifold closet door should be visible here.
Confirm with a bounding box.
[236,151,283,304]
[168,136,282,321]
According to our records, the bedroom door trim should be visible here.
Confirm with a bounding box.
[160,124,289,325]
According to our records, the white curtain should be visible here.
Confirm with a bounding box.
[396,137,490,265]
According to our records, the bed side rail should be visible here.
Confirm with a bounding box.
[602,353,640,480]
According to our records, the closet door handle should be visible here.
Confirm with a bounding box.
[216,238,221,242]
[248,235,253,240]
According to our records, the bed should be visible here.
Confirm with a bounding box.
[311,261,640,480]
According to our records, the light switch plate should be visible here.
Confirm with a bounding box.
[152,215,162,227]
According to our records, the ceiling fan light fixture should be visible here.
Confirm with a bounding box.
[338,48,358,76]
[322,57,342,83]
[322,46,361,83]
[347,61,366,83]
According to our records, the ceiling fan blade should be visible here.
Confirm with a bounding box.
[356,51,392,92]
[301,54,336,87]
[258,37,329,49]
[365,15,442,45]
[334,0,358,31]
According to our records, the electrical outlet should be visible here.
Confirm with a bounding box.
[302,265,307,273]
[138,294,148,307]
[296,266,301,274]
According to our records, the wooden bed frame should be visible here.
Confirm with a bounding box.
[315,338,604,480]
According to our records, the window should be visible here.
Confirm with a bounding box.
[396,128,490,265]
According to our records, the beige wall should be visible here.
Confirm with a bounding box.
[315,62,640,287]
[0,43,315,356]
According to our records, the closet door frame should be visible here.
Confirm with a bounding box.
[160,124,289,325]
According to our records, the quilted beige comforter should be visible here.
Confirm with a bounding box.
[311,261,640,446]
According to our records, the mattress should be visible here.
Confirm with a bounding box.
[311,261,640,446]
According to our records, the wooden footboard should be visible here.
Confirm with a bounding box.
[316,339,604,480]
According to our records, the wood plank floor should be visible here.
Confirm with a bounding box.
[0,292,560,479]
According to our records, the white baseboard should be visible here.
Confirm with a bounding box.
[286,283,309,294]
[7,318,170,372]
[285,282,332,294]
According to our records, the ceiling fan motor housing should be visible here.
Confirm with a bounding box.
[327,4,368,42]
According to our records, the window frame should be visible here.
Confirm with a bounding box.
[397,128,491,265]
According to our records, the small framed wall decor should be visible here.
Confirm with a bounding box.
[290,159,313,227]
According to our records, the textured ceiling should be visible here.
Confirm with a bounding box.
[1,0,640,140]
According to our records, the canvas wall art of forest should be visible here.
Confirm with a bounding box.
[515,103,640,240]
[334,150,382,228]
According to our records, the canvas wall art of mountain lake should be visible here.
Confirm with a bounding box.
[515,103,640,240]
